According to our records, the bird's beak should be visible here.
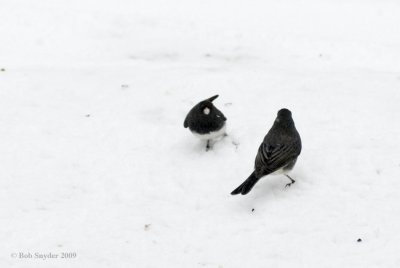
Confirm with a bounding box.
[207,95,219,102]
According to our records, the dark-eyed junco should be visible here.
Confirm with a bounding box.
[231,108,301,195]
[184,95,227,150]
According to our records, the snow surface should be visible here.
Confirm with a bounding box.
[1,0,400,267]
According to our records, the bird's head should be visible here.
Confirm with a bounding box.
[274,108,294,126]
[198,95,219,115]
[277,108,292,118]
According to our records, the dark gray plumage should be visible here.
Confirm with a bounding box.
[231,108,301,195]
[184,95,227,150]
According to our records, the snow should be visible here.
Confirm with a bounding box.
[1,0,400,267]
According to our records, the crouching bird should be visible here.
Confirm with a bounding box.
[184,95,227,150]
[231,108,301,195]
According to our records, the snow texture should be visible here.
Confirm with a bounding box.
[1,0,400,267]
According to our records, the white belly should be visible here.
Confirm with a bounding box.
[192,124,226,141]
[270,167,286,176]
[270,164,293,176]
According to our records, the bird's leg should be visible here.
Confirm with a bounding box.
[285,174,295,187]
[232,140,239,150]
[206,140,211,151]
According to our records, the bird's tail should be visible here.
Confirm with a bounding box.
[231,171,260,195]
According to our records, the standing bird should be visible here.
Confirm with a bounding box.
[231,108,301,195]
[184,95,227,150]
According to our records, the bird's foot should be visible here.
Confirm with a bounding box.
[284,175,295,188]
[206,140,211,151]
[285,181,295,188]
[232,141,239,150]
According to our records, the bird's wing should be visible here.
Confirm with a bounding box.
[255,140,300,175]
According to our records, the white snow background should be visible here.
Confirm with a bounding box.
[1,0,400,267]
